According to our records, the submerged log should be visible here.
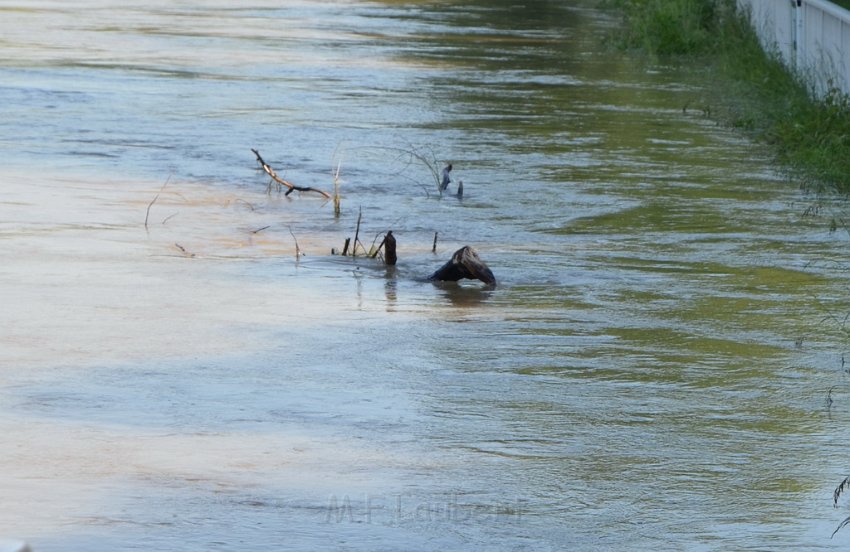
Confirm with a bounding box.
[428,246,496,286]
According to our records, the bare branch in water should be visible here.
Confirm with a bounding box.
[251,148,331,199]
[833,515,850,539]
[835,475,850,508]
[288,226,301,258]
[341,143,449,196]
[145,176,171,232]
[352,207,363,257]
[234,198,256,211]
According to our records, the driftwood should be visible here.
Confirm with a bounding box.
[384,231,397,265]
[428,246,496,286]
[251,148,331,199]
[370,231,397,265]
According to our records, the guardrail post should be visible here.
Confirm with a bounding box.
[794,0,804,70]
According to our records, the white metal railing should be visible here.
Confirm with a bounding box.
[738,0,850,96]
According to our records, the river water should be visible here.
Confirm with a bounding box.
[3,1,850,550]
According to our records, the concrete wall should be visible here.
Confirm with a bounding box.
[738,0,850,96]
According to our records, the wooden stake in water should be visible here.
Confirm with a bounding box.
[333,160,342,217]
[353,207,362,257]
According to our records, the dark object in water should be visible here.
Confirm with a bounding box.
[384,231,397,265]
[428,246,496,286]
[440,163,452,192]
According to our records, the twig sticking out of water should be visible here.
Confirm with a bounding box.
[145,176,171,232]
[352,207,363,257]
[833,515,850,539]
[835,476,850,508]
[174,243,195,258]
[342,143,447,197]
[333,160,342,217]
[432,231,438,253]
[827,385,838,413]
[289,226,301,258]
[234,198,256,211]
[251,225,271,235]
[251,148,331,199]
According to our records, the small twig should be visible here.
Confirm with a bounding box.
[161,212,179,225]
[251,225,271,235]
[833,515,850,539]
[289,226,301,258]
[432,231,439,253]
[174,243,195,257]
[370,233,388,259]
[234,199,256,211]
[145,176,171,232]
[353,207,363,257]
[835,475,850,508]
[340,143,442,196]
[333,160,342,217]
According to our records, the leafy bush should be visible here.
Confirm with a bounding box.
[613,0,850,192]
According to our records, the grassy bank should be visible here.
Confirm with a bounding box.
[612,0,850,192]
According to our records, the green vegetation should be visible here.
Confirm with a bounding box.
[612,0,850,192]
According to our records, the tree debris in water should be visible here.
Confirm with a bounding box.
[428,246,496,286]
[252,148,331,199]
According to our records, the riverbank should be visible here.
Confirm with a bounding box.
[610,0,850,193]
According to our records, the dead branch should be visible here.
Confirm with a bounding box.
[251,148,331,199]
[234,198,256,211]
[339,144,446,196]
[369,232,386,259]
[288,226,301,258]
[333,160,342,217]
[145,176,171,232]
[352,207,363,257]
